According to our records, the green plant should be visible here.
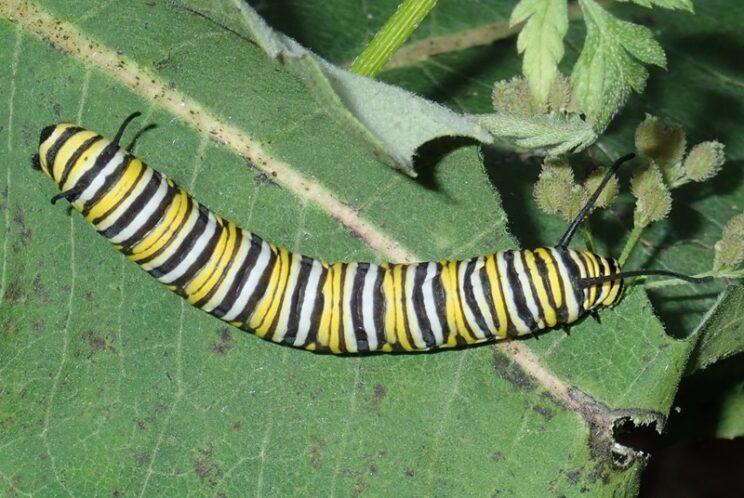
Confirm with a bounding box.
[0,0,740,496]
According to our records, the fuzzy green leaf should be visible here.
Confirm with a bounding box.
[688,286,744,372]
[571,0,666,131]
[478,111,597,156]
[616,0,694,12]
[511,0,569,104]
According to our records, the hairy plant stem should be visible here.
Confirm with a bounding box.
[351,0,438,77]
[619,224,644,266]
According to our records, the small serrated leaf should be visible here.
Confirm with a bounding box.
[571,0,667,131]
[511,0,569,104]
[616,0,694,12]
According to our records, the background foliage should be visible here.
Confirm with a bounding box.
[0,0,741,496]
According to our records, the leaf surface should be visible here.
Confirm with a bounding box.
[688,285,744,372]
[0,0,741,496]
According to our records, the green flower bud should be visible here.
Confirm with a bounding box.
[714,213,744,271]
[492,77,541,116]
[683,141,725,182]
[634,114,686,169]
[583,169,618,209]
[533,160,587,222]
[545,74,573,113]
[631,166,672,228]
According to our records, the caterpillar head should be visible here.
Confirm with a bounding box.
[555,153,708,315]
[36,113,141,199]
[36,123,102,188]
[567,249,624,311]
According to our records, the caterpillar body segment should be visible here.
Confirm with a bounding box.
[37,119,628,354]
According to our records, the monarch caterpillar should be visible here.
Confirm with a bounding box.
[34,113,709,354]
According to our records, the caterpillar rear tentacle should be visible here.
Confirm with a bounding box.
[35,114,708,354]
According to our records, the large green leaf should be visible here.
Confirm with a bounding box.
[0,1,740,497]
[687,285,744,372]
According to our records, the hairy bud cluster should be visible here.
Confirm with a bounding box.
[492,75,575,117]
[634,114,726,189]
[630,166,672,228]
[683,141,726,183]
[714,213,744,272]
[533,159,617,222]
[635,114,686,168]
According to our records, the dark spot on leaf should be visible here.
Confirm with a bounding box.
[231,420,242,430]
[490,451,504,462]
[52,103,62,118]
[346,226,364,240]
[566,469,581,485]
[21,123,34,147]
[136,452,150,466]
[254,171,277,187]
[5,279,24,302]
[371,384,386,409]
[354,478,367,495]
[33,275,50,304]
[490,350,537,391]
[83,330,115,358]
[532,404,555,420]
[13,208,31,246]
[368,464,378,475]
[405,468,415,478]
[309,436,325,469]
[211,327,234,355]
[193,457,222,487]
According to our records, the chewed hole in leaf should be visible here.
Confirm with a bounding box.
[611,416,662,468]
